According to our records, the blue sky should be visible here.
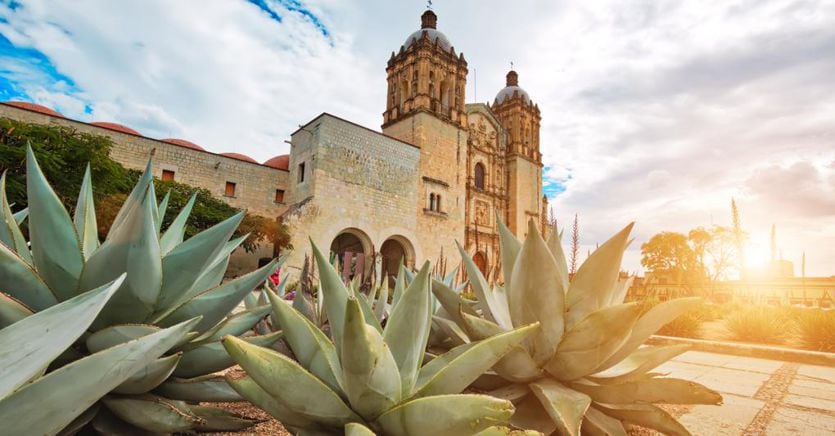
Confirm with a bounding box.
[1,0,834,274]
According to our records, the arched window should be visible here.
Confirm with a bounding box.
[436,194,442,212]
[474,162,486,190]
[400,80,409,110]
[429,193,435,211]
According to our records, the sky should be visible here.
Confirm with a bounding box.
[1,0,833,276]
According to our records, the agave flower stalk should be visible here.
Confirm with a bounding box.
[0,146,282,433]
[430,218,722,436]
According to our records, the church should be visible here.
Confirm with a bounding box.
[0,10,547,284]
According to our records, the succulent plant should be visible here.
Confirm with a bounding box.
[223,241,541,435]
[0,146,282,433]
[430,219,723,436]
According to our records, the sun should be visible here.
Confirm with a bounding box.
[744,241,770,268]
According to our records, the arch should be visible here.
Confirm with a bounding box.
[474,162,486,190]
[380,235,415,287]
[330,228,373,283]
[440,80,451,111]
[399,79,410,110]
[473,251,488,278]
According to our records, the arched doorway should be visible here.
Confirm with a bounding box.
[330,229,372,284]
[380,236,415,288]
[473,251,488,279]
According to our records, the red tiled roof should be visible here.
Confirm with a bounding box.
[90,121,141,136]
[161,138,206,151]
[263,154,290,170]
[220,152,257,163]
[4,101,64,118]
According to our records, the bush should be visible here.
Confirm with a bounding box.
[658,311,704,338]
[796,309,835,352]
[725,306,792,344]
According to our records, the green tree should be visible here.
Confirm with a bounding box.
[640,231,706,296]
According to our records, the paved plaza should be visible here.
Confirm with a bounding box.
[652,351,835,435]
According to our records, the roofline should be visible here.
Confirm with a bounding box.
[1,102,288,172]
[465,103,504,129]
[292,112,420,149]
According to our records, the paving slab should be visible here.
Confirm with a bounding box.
[691,366,771,397]
[676,394,763,436]
[765,406,835,435]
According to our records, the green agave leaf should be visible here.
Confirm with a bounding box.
[222,335,361,428]
[190,233,248,296]
[0,276,123,398]
[509,220,566,365]
[433,315,471,346]
[0,317,198,435]
[86,324,161,353]
[608,276,634,307]
[0,172,31,262]
[156,190,170,235]
[103,394,203,433]
[174,331,283,378]
[457,241,512,329]
[431,279,478,327]
[596,298,701,373]
[391,264,406,309]
[226,375,323,431]
[413,323,539,398]
[373,282,389,323]
[345,422,376,436]
[73,164,99,259]
[159,192,196,254]
[0,293,33,328]
[109,159,153,237]
[311,239,351,349]
[546,303,642,381]
[342,298,401,420]
[356,287,383,333]
[155,374,243,402]
[56,404,100,436]
[529,379,591,436]
[584,406,626,436]
[589,344,691,385]
[158,258,278,333]
[594,403,691,436]
[268,289,343,394]
[147,172,160,231]
[510,394,557,435]
[0,239,58,310]
[192,303,272,344]
[487,384,530,404]
[545,222,570,292]
[497,217,522,290]
[156,211,245,310]
[90,407,157,435]
[113,353,182,395]
[565,223,634,327]
[376,394,514,436]
[81,187,162,328]
[570,377,722,405]
[458,311,543,383]
[189,405,262,431]
[383,261,432,397]
[25,146,83,300]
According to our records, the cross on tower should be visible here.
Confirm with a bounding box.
[427,0,433,10]
[510,61,514,70]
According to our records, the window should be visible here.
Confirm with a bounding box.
[224,181,236,197]
[161,169,175,182]
[298,162,306,183]
[275,189,285,203]
[429,193,436,211]
[436,194,442,212]
[474,163,485,190]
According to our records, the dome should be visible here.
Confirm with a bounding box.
[403,10,452,52]
[263,154,290,170]
[220,152,257,164]
[90,122,141,136]
[495,85,531,104]
[4,101,64,118]
[161,138,206,151]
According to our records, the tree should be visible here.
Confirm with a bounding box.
[640,231,706,296]
[569,213,580,276]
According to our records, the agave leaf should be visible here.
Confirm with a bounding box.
[73,164,99,259]
[113,353,182,394]
[509,220,566,364]
[0,242,57,311]
[457,241,513,329]
[155,374,243,402]
[571,377,722,405]
[0,172,31,262]
[356,288,383,333]
[497,217,522,287]
[373,282,389,322]
[608,276,634,307]
[383,261,432,397]
[458,311,543,383]
[589,344,691,385]
[545,222,570,291]
[584,406,626,436]
[510,394,558,435]
[529,379,591,436]
[227,375,323,431]
[376,394,514,436]
[191,234,247,296]
[345,422,376,436]
[90,407,154,435]
[25,146,84,299]
[110,159,153,237]
[103,394,203,432]
[391,264,406,309]
[0,293,33,328]
[156,212,245,310]
[342,298,401,419]
[158,259,278,333]
[192,304,271,344]
[0,276,122,398]
[433,315,471,346]
[174,331,282,378]
[311,240,352,349]
[431,279,478,327]
[595,403,691,436]
[414,323,539,398]
[222,335,361,427]
[56,404,101,436]
[565,223,634,327]
[156,190,170,234]
[0,318,198,435]
[159,193,197,254]
[268,289,343,394]
[86,324,161,353]
[189,405,262,431]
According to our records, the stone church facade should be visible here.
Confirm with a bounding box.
[0,10,547,283]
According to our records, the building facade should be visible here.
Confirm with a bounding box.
[0,10,548,283]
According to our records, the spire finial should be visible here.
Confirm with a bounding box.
[421,6,437,29]
[427,0,433,10]
[510,61,514,70]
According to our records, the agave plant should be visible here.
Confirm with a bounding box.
[0,146,282,433]
[431,219,723,435]
[223,241,541,435]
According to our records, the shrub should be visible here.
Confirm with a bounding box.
[657,311,704,338]
[796,309,835,352]
[725,306,792,344]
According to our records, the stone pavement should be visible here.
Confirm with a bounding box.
[652,351,835,435]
